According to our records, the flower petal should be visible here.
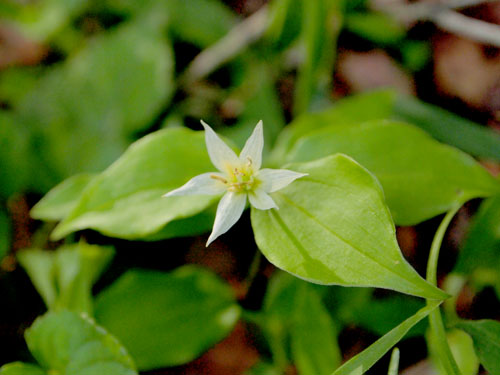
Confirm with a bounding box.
[206,192,246,246]
[201,120,240,173]
[258,168,308,193]
[163,172,226,197]
[240,120,264,169]
[249,189,278,210]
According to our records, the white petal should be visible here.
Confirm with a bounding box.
[258,168,308,193]
[201,120,239,173]
[206,192,246,246]
[163,172,226,197]
[239,120,264,169]
[249,189,278,210]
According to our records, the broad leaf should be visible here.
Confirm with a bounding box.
[456,319,500,375]
[94,266,241,370]
[331,301,440,375]
[15,18,174,188]
[31,174,95,222]
[17,244,114,313]
[394,95,500,161]
[291,284,341,375]
[0,363,45,375]
[270,90,395,166]
[25,310,137,375]
[52,128,218,240]
[286,120,499,225]
[252,154,447,299]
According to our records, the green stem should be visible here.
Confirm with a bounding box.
[426,205,462,375]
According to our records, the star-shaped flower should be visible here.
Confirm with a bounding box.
[163,120,307,246]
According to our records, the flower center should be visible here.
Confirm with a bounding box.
[211,157,257,193]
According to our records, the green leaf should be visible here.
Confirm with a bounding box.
[252,154,447,299]
[265,0,303,51]
[15,18,174,187]
[293,0,342,115]
[5,0,87,42]
[51,128,218,240]
[94,266,241,370]
[291,284,341,375]
[345,12,406,45]
[0,208,10,262]
[429,329,479,375]
[17,243,114,313]
[331,301,440,375]
[286,120,499,225]
[31,174,95,222]
[0,363,46,375]
[25,310,136,375]
[401,41,431,72]
[270,90,395,166]
[455,194,500,278]
[394,95,500,162]
[456,319,500,375]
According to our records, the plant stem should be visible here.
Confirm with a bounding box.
[426,205,462,375]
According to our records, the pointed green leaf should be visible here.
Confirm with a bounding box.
[332,301,440,375]
[25,310,136,375]
[252,154,447,299]
[31,174,95,222]
[52,128,218,240]
[286,120,499,225]
[456,319,500,375]
[94,266,241,370]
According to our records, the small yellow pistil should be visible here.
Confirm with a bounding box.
[210,157,258,193]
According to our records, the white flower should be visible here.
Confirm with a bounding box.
[163,120,307,246]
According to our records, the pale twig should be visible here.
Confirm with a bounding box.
[180,5,269,86]
[375,0,500,47]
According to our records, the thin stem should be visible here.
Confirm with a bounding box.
[426,205,462,375]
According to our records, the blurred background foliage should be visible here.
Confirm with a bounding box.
[1,0,500,374]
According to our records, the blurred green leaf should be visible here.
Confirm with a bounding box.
[0,67,41,106]
[222,62,285,156]
[265,0,303,51]
[345,12,405,45]
[0,362,46,375]
[52,128,218,240]
[31,174,96,222]
[0,111,33,197]
[25,310,136,375]
[94,266,241,370]
[349,295,426,338]
[456,320,500,375]
[15,18,174,188]
[291,284,341,375]
[332,301,440,375]
[429,329,479,375]
[455,194,500,280]
[294,0,342,115]
[0,208,10,262]
[252,154,447,299]
[5,0,87,41]
[394,95,500,161]
[286,120,499,225]
[401,41,431,72]
[17,243,114,313]
[271,90,396,166]
[246,362,281,375]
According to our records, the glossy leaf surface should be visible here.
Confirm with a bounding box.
[252,154,447,299]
